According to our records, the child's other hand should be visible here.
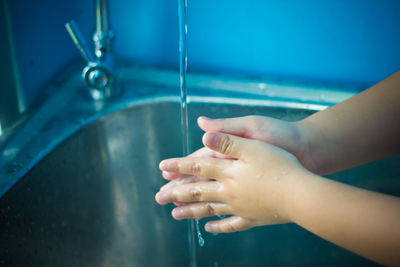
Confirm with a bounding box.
[156,132,308,233]
[161,115,317,182]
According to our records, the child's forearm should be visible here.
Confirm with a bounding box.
[286,170,400,265]
[297,70,400,175]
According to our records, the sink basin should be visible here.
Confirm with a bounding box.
[0,67,396,266]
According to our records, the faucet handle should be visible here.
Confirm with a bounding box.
[65,21,96,63]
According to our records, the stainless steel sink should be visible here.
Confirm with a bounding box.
[0,66,396,266]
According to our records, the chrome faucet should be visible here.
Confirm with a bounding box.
[65,0,117,100]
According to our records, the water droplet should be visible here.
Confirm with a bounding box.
[196,219,205,247]
[198,233,205,247]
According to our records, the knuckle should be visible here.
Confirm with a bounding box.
[219,135,234,154]
[205,203,216,216]
[190,187,202,201]
[190,162,202,176]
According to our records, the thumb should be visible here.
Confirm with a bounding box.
[202,132,257,160]
[198,116,259,138]
[205,215,253,233]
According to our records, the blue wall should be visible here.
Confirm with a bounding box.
[185,0,400,87]
[8,0,93,107]
[8,0,400,107]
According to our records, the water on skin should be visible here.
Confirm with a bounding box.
[178,1,204,266]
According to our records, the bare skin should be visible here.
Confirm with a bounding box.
[299,70,400,174]
[163,70,400,178]
[155,70,400,265]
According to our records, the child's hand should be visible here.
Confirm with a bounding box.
[155,132,308,233]
[161,115,318,181]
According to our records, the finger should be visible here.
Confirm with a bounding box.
[160,177,186,192]
[162,149,214,181]
[159,157,230,180]
[161,176,191,192]
[198,116,260,138]
[162,171,182,180]
[204,216,254,233]
[162,171,196,180]
[155,182,224,204]
[160,176,210,192]
[161,148,232,180]
[172,202,232,220]
[202,132,259,160]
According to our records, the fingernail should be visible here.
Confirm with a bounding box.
[172,208,184,219]
[203,132,218,147]
[159,160,169,170]
[156,192,166,203]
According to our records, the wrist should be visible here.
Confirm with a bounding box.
[293,119,322,175]
[280,166,316,224]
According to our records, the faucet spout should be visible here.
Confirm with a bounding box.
[64,0,117,101]
[93,0,114,59]
[96,0,109,33]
